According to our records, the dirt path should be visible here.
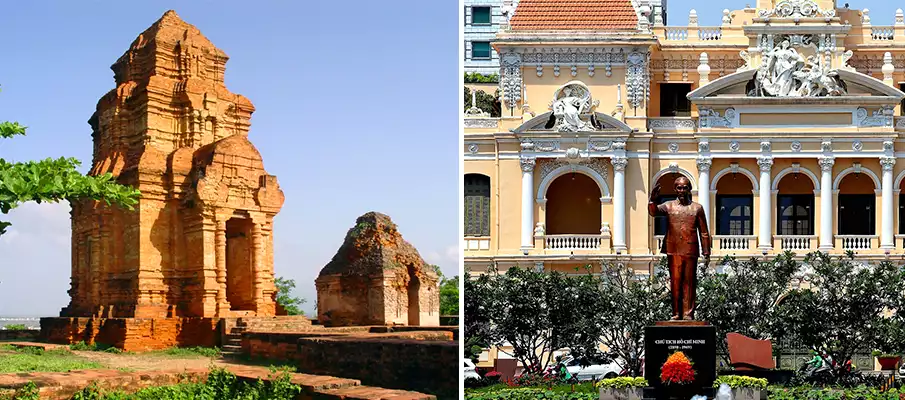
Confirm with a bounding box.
[69,350,230,371]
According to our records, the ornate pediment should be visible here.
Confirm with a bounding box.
[512,80,632,134]
[512,111,632,134]
[749,35,846,98]
[757,0,836,19]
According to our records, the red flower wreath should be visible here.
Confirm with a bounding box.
[660,351,695,385]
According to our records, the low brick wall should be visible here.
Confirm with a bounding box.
[368,326,459,341]
[242,330,454,363]
[40,317,218,352]
[0,329,39,341]
[295,336,458,399]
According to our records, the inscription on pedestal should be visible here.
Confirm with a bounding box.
[644,323,716,397]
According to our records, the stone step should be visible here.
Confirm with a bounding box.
[221,344,242,353]
[317,385,437,400]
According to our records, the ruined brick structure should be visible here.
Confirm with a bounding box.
[42,10,284,349]
[315,212,440,327]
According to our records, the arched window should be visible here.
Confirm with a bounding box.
[464,174,491,236]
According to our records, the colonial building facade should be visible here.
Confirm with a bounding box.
[464,0,905,282]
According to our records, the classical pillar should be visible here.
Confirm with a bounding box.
[611,156,628,253]
[757,157,774,250]
[520,157,536,251]
[697,157,713,230]
[818,157,835,251]
[251,221,265,309]
[881,156,897,249]
[215,216,228,315]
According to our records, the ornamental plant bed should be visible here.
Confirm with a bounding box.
[713,376,768,400]
[596,377,647,400]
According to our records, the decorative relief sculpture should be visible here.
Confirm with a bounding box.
[699,107,735,128]
[791,141,802,152]
[548,81,599,132]
[758,0,835,18]
[626,51,649,109]
[500,53,523,108]
[750,37,847,97]
[856,106,895,127]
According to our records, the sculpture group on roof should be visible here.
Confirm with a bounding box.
[750,38,847,98]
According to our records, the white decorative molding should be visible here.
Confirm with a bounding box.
[648,118,696,130]
[758,0,835,18]
[852,140,863,152]
[791,141,802,152]
[668,143,679,153]
[884,141,894,153]
[856,106,895,128]
[652,164,697,188]
[772,163,821,190]
[821,140,833,153]
[760,141,772,153]
[698,141,710,153]
[520,47,631,67]
[729,141,741,152]
[626,51,649,110]
[588,140,612,152]
[520,157,536,172]
[467,143,479,154]
[522,139,560,152]
[758,156,774,172]
[537,159,611,200]
[610,156,628,172]
[880,156,896,172]
[699,107,736,128]
[832,164,881,190]
[710,164,759,191]
[818,156,835,172]
[464,118,499,129]
[500,52,523,109]
[696,157,712,172]
[564,147,582,164]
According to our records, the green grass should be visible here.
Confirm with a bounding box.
[146,346,222,358]
[466,382,598,395]
[0,345,105,373]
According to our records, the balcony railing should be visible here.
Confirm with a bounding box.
[777,235,816,251]
[698,27,722,41]
[871,27,895,41]
[663,27,688,41]
[715,235,756,251]
[839,235,878,251]
[542,234,603,250]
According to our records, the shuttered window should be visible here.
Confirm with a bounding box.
[464,174,491,236]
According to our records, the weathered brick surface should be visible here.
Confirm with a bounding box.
[295,336,458,399]
[60,9,284,326]
[0,329,39,341]
[242,330,454,363]
[316,213,440,327]
[367,326,459,341]
[40,317,217,351]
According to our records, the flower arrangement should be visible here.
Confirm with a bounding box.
[660,351,695,385]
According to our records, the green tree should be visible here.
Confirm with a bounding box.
[463,86,502,117]
[440,275,459,315]
[772,252,902,375]
[696,252,799,366]
[0,89,141,237]
[274,277,306,316]
[596,261,672,376]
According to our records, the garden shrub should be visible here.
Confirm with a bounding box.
[768,385,905,400]
[465,388,597,400]
[595,377,648,389]
[713,375,768,389]
[3,324,28,331]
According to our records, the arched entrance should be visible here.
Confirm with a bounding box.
[715,172,754,237]
[545,173,601,234]
[776,172,815,249]
[225,217,255,311]
[837,171,877,250]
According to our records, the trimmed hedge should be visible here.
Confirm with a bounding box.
[465,388,597,400]
[713,375,768,389]
[595,377,648,389]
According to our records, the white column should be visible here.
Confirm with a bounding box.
[881,156,896,249]
[818,157,835,251]
[520,157,536,251]
[612,156,628,253]
[757,157,774,250]
[697,157,713,230]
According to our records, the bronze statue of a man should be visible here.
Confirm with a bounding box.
[648,176,711,321]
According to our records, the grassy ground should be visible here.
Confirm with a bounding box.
[466,382,598,394]
[0,345,105,373]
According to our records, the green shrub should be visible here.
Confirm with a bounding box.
[0,381,39,400]
[713,375,768,389]
[465,388,597,400]
[768,385,905,400]
[595,377,648,389]
[3,324,28,331]
[464,72,500,83]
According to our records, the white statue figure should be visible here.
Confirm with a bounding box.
[763,40,805,96]
[549,81,595,132]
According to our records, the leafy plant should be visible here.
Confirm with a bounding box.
[463,86,502,117]
[712,375,768,389]
[3,324,28,331]
[465,388,597,400]
[273,277,306,316]
[440,274,459,315]
[0,381,39,400]
[594,377,648,389]
[0,87,141,237]
[464,72,500,83]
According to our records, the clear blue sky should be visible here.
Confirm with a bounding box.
[0,1,459,316]
[668,0,901,26]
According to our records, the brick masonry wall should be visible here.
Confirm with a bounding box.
[40,317,218,352]
[295,336,458,399]
[242,330,454,363]
[0,329,40,341]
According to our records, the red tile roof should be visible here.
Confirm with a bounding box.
[509,0,639,31]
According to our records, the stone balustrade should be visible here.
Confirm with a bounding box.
[715,235,756,252]
[871,27,895,41]
[777,235,816,251]
[839,235,877,251]
[542,234,604,250]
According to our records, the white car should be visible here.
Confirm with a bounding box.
[464,359,481,381]
[562,355,623,381]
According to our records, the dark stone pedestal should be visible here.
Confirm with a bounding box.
[644,322,717,400]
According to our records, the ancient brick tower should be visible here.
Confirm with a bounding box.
[42,10,284,350]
